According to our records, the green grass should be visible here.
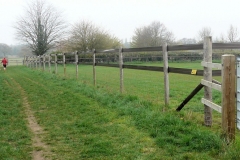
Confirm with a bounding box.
[124,60,221,69]
[0,64,239,159]
[124,61,203,69]
[0,71,32,159]
[53,64,221,109]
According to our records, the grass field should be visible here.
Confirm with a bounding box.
[0,63,239,159]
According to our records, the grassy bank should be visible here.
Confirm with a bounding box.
[0,65,239,159]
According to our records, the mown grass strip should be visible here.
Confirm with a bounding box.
[2,66,240,159]
[0,71,32,160]
[5,67,166,159]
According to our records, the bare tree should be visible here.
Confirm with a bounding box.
[131,26,152,47]
[197,27,212,43]
[131,21,175,48]
[214,33,227,53]
[68,20,120,52]
[214,33,226,43]
[227,25,239,42]
[19,45,34,57]
[177,38,196,44]
[0,43,11,57]
[14,0,66,55]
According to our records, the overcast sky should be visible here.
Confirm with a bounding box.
[1,0,240,45]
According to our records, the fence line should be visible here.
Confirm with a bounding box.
[24,41,240,105]
[5,59,23,66]
[200,54,236,142]
[24,37,239,141]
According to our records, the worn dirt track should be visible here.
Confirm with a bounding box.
[11,78,51,160]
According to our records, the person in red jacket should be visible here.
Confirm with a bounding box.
[1,57,8,70]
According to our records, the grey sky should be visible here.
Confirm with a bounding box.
[1,0,240,45]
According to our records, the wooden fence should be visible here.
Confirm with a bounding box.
[3,58,23,66]
[202,54,236,142]
[201,38,236,141]
[24,36,239,141]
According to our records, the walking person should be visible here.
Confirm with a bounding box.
[1,57,8,71]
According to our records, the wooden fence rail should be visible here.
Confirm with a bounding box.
[3,59,23,66]
[24,37,238,141]
[200,54,236,142]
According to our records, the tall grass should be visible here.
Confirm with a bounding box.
[1,65,239,159]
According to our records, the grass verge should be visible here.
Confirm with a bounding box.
[1,65,239,159]
[0,71,32,159]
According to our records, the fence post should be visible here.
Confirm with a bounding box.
[36,56,38,69]
[63,53,66,76]
[35,56,37,69]
[33,57,35,69]
[34,56,36,69]
[55,54,58,74]
[23,55,26,66]
[119,47,123,93]
[222,54,236,142]
[48,54,51,73]
[25,56,27,67]
[35,56,38,69]
[43,55,46,71]
[93,49,96,86]
[162,42,169,109]
[31,57,33,68]
[75,52,79,79]
[29,57,31,68]
[39,55,41,70]
[30,58,32,68]
[203,36,212,126]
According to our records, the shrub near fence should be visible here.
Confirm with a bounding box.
[25,36,240,141]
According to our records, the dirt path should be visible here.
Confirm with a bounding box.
[12,78,51,160]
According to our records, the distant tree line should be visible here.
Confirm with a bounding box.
[0,43,32,57]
